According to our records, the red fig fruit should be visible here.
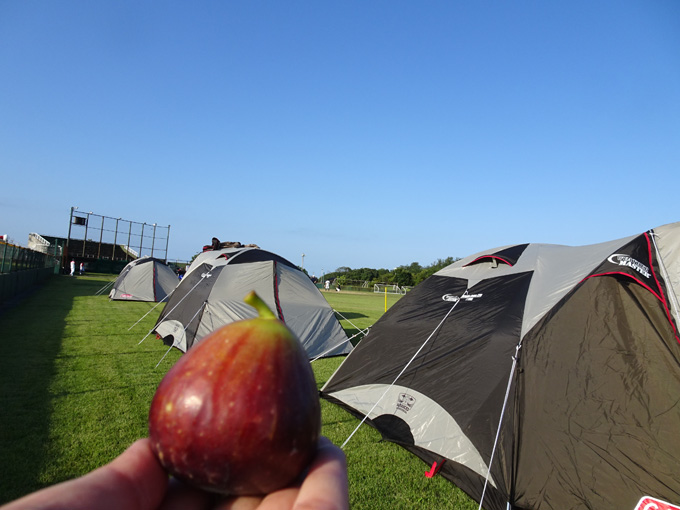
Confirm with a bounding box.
[148,290,321,495]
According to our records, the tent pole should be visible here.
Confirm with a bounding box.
[477,341,522,510]
[650,230,680,328]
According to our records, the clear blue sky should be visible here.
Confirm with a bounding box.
[2,1,679,277]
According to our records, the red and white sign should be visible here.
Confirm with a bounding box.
[635,497,680,510]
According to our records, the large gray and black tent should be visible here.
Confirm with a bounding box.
[153,247,352,360]
[109,256,179,302]
[321,222,680,510]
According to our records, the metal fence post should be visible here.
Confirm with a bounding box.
[165,225,171,263]
[126,221,132,261]
[1,242,7,273]
[151,223,157,258]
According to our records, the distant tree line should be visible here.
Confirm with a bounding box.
[187,248,459,289]
[319,257,460,288]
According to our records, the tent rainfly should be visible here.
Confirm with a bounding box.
[153,247,352,360]
[321,221,680,510]
[109,256,179,302]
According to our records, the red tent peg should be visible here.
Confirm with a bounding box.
[425,459,445,478]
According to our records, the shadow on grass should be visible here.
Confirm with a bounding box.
[335,311,368,320]
[335,311,371,347]
[0,275,97,503]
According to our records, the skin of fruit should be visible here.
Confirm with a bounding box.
[148,314,321,495]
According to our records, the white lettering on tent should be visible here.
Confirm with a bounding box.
[634,496,680,510]
[607,254,651,278]
[442,293,483,303]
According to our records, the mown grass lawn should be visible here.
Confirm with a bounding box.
[0,275,476,509]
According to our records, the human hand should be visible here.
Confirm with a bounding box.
[1,436,349,510]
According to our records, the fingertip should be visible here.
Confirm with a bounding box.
[292,437,349,510]
[315,437,347,468]
[106,438,169,509]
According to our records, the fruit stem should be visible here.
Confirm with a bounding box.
[244,291,277,320]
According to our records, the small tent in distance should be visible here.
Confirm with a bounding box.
[321,221,680,510]
[153,247,352,360]
[109,256,179,302]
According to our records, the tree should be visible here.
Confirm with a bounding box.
[393,267,414,287]
[325,256,460,288]
[413,256,459,285]
[406,262,423,274]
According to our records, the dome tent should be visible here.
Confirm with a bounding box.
[109,256,179,302]
[321,221,680,510]
[153,247,352,360]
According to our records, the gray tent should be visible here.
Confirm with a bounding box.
[153,247,352,359]
[322,222,680,510]
[109,256,179,302]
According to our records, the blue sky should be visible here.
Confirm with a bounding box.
[2,1,679,277]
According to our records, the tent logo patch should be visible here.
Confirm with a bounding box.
[396,393,416,413]
[442,293,483,303]
[608,254,651,278]
[634,496,680,510]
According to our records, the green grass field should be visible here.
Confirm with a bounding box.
[0,274,476,509]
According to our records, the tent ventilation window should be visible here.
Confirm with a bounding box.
[464,255,510,268]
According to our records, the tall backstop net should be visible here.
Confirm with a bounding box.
[63,207,170,273]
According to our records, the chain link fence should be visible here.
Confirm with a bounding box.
[1,240,61,275]
[0,240,61,305]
